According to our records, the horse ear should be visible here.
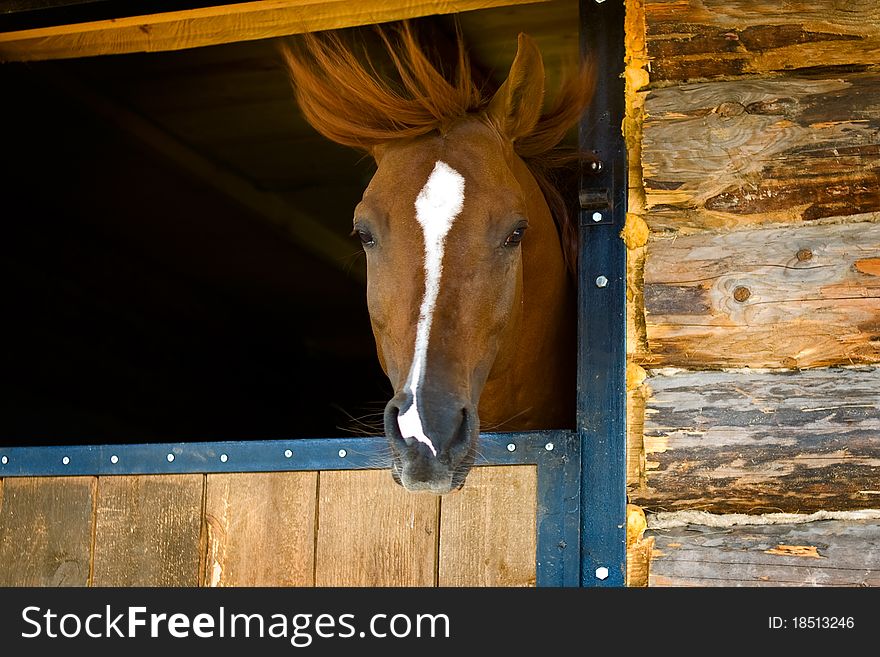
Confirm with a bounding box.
[487,33,545,142]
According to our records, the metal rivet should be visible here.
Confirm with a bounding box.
[733,285,751,302]
[110,455,119,464]
[220,454,228,463]
[545,442,555,451]
[62,456,70,465]
[338,449,347,458]
[591,211,602,222]
[1,456,7,465]
[595,566,609,580]
[284,449,293,458]
[506,443,516,452]
[596,275,609,288]
[589,160,603,173]
[167,453,175,463]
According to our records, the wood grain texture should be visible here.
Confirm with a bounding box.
[642,222,880,368]
[642,72,880,232]
[315,470,439,586]
[630,367,880,514]
[625,503,653,587]
[204,472,317,587]
[438,466,537,586]
[0,0,549,62]
[0,476,94,586]
[92,475,204,586]
[649,519,880,586]
[644,0,880,84]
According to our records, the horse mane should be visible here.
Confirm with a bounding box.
[280,22,593,275]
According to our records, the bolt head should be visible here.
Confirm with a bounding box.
[545,442,555,451]
[506,443,516,452]
[167,453,175,463]
[110,455,119,464]
[338,449,347,458]
[595,566,609,580]
[62,456,70,465]
[220,454,229,463]
[596,275,609,288]
[591,211,602,222]
[284,449,293,458]
[1,456,7,465]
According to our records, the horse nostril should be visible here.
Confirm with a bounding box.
[445,407,472,459]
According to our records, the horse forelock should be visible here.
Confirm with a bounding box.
[281,20,592,275]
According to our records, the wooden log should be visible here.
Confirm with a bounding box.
[649,517,880,586]
[92,474,204,586]
[0,476,94,586]
[644,0,880,84]
[438,466,537,586]
[642,72,880,232]
[642,222,880,369]
[315,470,439,586]
[203,472,317,586]
[629,367,880,514]
[0,0,549,62]
[625,503,653,587]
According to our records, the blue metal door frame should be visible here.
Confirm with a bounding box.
[0,0,627,588]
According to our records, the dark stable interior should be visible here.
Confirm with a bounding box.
[1,60,388,446]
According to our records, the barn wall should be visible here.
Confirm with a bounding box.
[624,0,879,585]
[625,0,880,514]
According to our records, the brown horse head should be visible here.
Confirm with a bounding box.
[283,24,589,493]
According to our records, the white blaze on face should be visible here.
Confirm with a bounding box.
[396,160,465,458]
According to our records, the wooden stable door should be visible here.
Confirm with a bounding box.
[0,467,537,586]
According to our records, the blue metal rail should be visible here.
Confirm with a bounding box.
[577,0,629,587]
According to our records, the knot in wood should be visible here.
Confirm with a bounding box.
[796,248,813,262]
[715,101,746,118]
[733,285,751,302]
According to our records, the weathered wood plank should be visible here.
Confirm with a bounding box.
[649,518,880,586]
[644,0,880,84]
[92,475,204,586]
[438,466,537,586]
[0,476,94,586]
[629,367,880,514]
[204,472,317,587]
[642,222,880,368]
[0,0,549,62]
[315,470,439,586]
[641,72,880,232]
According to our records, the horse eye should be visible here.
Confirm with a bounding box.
[354,227,376,248]
[503,226,527,247]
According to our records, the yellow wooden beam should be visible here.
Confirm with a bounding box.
[0,0,547,62]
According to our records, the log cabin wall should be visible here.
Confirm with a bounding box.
[625,0,880,584]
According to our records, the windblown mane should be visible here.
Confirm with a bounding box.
[281,22,593,274]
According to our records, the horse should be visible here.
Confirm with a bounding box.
[282,22,591,493]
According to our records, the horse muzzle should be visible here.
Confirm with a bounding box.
[384,390,478,494]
